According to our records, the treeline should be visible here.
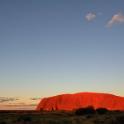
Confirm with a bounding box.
[75,106,122,115]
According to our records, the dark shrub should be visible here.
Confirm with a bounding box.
[75,106,96,115]
[116,115,124,124]
[17,115,32,122]
[0,122,6,124]
[96,108,108,114]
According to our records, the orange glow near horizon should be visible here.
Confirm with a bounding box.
[0,97,40,110]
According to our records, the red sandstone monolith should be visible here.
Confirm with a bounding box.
[36,92,124,111]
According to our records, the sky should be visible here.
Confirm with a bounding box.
[0,0,124,110]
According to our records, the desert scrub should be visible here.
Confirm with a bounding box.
[115,115,124,124]
[0,122,6,124]
[17,115,32,123]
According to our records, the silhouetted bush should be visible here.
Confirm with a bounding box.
[75,106,96,115]
[0,122,6,124]
[96,108,108,114]
[116,115,124,124]
[17,115,32,122]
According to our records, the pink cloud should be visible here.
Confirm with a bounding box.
[107,13,124,27]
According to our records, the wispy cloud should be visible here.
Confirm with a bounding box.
[4,103,37,107]
[30,97,40,101]
[85,12,96,21]
[0,97,19,103]
[107,13,124,27]
[0,103,37,110]
[0,97,39,110]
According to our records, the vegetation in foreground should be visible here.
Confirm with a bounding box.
[0,107,124,124]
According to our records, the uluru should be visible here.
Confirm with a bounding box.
[36,92,124,111]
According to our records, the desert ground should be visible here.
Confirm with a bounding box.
[0,108,124,124]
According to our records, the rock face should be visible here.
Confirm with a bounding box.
[36,92,124,111]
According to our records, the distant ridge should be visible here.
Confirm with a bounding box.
[36,92,124,111]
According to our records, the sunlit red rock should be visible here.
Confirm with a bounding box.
[36,92,124,111]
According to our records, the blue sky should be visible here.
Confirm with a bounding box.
[0,0,124,109]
